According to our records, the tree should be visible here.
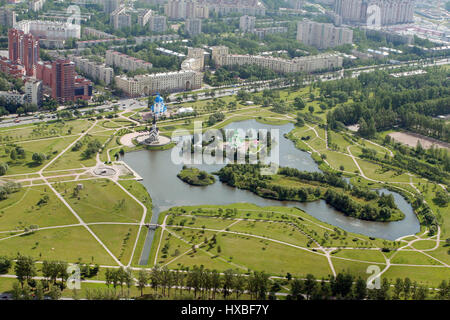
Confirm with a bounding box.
[0,163,8,176]
[222,269,234,299]
[403,277,412,300]
[49,284,62,300]
[35,281,45,300]
[434,190,449,207]
[293,97,305,109]
[296,114,305,127]
[32,152,46,164]
[393,278,403,300]
[14,255,36,288]
[354,278,367,300]
[233,272,246,299]
[308,106,314,114]
[303,274,317,300]
[137,270,148,296]
[0,256,11,274]
[289,279,303,300]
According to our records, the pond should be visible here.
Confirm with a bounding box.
[123,120,420,264]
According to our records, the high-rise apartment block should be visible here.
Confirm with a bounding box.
[102,0,120,14]
[24,79,43,106]
[110,6,132,29]
[185,18,202,36]
[0,8,16,27]
[297,20,353,49]
[8,29,40,76]
[51,59,75,103]
[149,15,167,33]
[239,15,256,32]
[138,9,153,27]
[334,0,415,26]
[164,0,209,19]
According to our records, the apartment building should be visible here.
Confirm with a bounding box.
[239,15,256,32]
[211,46,343,73]
[71,55,114,85]
[297,20,353,49]
[115,70,202,97]
[110,6,132,29]
[106,50,153,72]
[334,0,415,26]
[0,8,17,27]
[185,18,202,36]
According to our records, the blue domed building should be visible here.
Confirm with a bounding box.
[151,93,167,117]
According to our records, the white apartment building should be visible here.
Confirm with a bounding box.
[101,0,120,14]
[115,70,202,97]
[211,46,343,73]
[164,0,209,19]
[239,15,256,32]
[14,20,81,40]
[71,55,114,85]
[24,80,43,106]
[110,6,132,30]
[138,9,153,27]
[83,27,116,39]
[185,18,202,36]
[252,26,288,39]
[297,20,353,49]
[149,15,167,33]
[204,0,266,16]
[334,0,415,26]
[106,50,153,72]
[29,0,46,12]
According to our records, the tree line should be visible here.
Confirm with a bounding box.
[217,164,401,222]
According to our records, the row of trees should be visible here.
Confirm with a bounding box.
[3,254,450,300]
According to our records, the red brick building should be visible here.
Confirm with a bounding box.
[51,59,75,103]
[8,29,39,77]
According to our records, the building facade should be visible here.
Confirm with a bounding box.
[211,46,343,73]
[102,0,120,14]
[334,0,415,26]
[24,79,43,106]
[115,70,202,97]
[239,15,256,32]
[149,15,167,33]
[110,6,132,29]
[71,55,114,85]
[204,0,266,16]
[138,9,153,27]
[164,0,209,19]
[0,8,17,27]
[8,29,40,76]
[51,59,75,103]
[106,50,153,72]
[297,20,353,49]
[29,0,46,12]
[185,18,202,36]
[14,20,81,40]
[252,26,288,39]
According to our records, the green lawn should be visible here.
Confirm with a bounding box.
[0,226,117,265]
[55,179,144,223]
[0,186,78,231]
